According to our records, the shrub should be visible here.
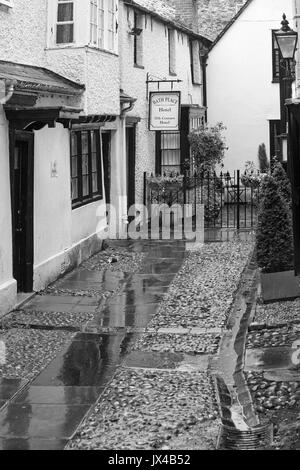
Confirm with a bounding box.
[272,160,292,209]
[256,175,294,273]
[258,143,269,173]
[196,176,222,224]
[188,123,227,172]
[241,161,266,189]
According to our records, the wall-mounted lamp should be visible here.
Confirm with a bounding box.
[128,27,143,36]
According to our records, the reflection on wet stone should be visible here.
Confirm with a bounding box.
[0,239,187,448]
[14,386,101,405]
[0,438,68,451]
[32,333,127,387]
[0,404,90,439]
[0,379,27,402]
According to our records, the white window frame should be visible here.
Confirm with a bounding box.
[56,0,75,45]
[89,0,118,53]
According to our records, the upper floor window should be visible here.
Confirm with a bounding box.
[90,0,118,52]
[168,29,176,75]
[56,0,74,44]
[133,11,144,67]
[190,40,201,85]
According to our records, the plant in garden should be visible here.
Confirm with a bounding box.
[241,161,266,189]
[148,174,184,205]
[272,159,292,209]
[256,175,294,273]
[188,123,227,172]
[258,143,269,173]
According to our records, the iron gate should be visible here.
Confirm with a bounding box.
[144,170,259,230]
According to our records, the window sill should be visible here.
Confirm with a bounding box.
[86,45,119,57]
[72,195,103,211]
[46,44,118,56]
[134,64,145,70]
[46,44,85,51]
[169,71,177,77]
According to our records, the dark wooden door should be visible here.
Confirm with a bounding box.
[126,126,136,219]
[102,132,111,205]
[10,131,34,292]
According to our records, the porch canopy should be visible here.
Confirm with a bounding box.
[0,60,85,97]
[0,60,86,128]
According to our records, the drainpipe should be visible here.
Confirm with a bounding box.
[201,54,208,122]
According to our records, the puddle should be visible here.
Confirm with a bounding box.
[99,303,158,328]
[0,403,91,440]
[54,270,127,292]
[0,239,187,448]
[32,333,126,387]
[0,438,68,451]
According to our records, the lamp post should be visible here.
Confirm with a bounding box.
[274,14,298,165]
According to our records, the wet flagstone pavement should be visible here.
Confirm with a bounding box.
[0,233,255,450]
[0,240,188,449]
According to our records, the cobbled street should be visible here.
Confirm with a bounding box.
[0,234,254,450]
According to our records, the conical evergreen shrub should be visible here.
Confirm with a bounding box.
[256,175,294,273]
[272,160,292,208]
[258,143,269,172]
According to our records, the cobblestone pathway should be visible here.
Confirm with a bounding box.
[0,234,254,450]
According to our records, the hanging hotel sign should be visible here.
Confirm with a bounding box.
[149,91,181,131]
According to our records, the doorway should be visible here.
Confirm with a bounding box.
[10,131,34,293]
[126,126,136,220]
[102,131,111,205]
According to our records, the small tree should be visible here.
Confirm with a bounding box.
[256,175,294,273]
[258,143,269,173]
[272,160,292,209]
[188,123,227,172]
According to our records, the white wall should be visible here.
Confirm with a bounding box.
[33,124,72,290]
[34,124,72,267]
[207,0,293,173]
[119,2,205,204]
[0,0,120,116]
[33,123,108,291]
[0,106,16,315]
